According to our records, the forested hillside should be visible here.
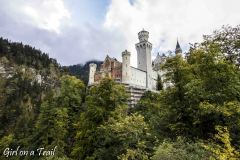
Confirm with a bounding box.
[0,38,64,159]
[0,25,240,160]
[0,38,60,69]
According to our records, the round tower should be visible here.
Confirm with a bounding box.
[122,50,131,84]
[135,29,152,89]
[88,63,97,85]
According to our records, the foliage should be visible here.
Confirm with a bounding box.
[89,106,152,160]
[0,134,14,153]
[71,78,128,159]
[155,38,240,141]
[202,25,240,65]
[156,75,163,91]
[0,38,64,159]
[0,37,59,69]
[152,137,210,160]
[203,126,240,160]
[131,91,170,141]
[0,72,45,148]
[32,75,85,158]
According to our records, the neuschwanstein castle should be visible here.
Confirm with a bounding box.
[88,29,182,106]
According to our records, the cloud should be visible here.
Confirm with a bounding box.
[48,25,126,65]
[20,0,71,33]
[0,0,126,65]
[0,14,125,65]
[104,0,240,66]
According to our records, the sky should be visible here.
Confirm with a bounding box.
[0,0,240,66]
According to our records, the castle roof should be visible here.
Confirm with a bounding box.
[175,40,182,54]
[153,52,167,66]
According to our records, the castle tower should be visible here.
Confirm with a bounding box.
[175,40,182,54]
[135,29,153,89]
[122,50,131,84]
[88,63,97,85]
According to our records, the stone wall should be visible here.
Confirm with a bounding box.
[129,67,146,87]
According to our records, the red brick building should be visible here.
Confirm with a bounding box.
[94,55,122,83]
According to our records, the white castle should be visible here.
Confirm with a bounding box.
[88,29,182,105]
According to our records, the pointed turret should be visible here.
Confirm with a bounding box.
[175,40,182,54]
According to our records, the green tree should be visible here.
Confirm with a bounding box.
[57,75,86,154]
[32,75,85,158]
[152,137,209,160]
[156,75,163,91]
[132,91,170,141]
[71,78,128,159]
[0,134,14,156]
[159,54,195,137]
[89,106,152,160]
[202,25,240,65]
[203,126,240,160]
[33,98,68,157]
[157,41,240,140]
[186,43,240,143]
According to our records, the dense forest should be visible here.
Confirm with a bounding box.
[0,25,240,160]
[0,38,64,160]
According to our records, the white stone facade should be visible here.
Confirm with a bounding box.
[129,66,147,88]
[88,63,97,85]
[122,50,131,84]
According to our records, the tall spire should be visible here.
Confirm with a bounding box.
[175,39,182,54]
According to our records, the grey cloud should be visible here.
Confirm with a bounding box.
[0,3,126,66]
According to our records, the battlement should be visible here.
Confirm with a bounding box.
[122,50,131,56]
[89,63,97,68]
[138,29,149,42]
